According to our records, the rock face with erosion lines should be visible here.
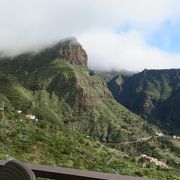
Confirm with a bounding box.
[57,38,88,66]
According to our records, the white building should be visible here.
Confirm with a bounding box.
[25,114,36,120]
[155,130,163,137]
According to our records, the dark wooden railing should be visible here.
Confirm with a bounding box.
[0,160,150,180]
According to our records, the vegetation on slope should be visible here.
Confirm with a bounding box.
[0,39,179,179]
[108,69,180,134]
[0,116,179,180]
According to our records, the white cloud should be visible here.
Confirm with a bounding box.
[0,0,180,70]
[83,0,174,29]
[79,30,180,71]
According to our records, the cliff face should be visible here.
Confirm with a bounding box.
[57,38,88,66]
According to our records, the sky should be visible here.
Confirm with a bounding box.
[0,0,180,71]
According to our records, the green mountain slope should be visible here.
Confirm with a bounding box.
[0,39,154,142]
[108,69,180,135]
[0,38,179,179]
[1,117,179,180]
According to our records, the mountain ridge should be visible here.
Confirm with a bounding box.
[108,68,180,135]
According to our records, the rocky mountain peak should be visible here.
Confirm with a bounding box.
[57,38,88,66]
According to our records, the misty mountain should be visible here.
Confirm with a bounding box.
[0,38,153,142]
[0,38,179,179]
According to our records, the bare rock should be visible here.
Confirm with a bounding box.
[57,38,88,66]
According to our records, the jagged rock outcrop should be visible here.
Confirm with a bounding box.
[57,38,88,66]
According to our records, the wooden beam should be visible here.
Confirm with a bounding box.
[0,160,150,180]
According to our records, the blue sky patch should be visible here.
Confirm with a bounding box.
[149,20,180,53]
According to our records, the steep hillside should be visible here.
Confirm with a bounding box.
[0,38,155,142]
[0,38,180,179]
[1,116,179,180]
[108,69,180,134]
